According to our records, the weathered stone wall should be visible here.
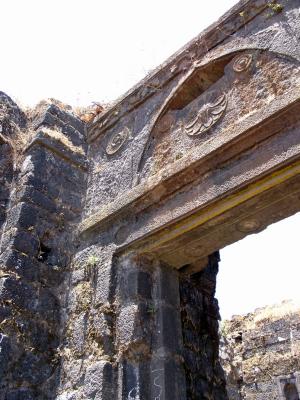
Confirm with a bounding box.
[57,245,225,399]
[1,0,300,398]
[0,94,87,399]
[180,252,227,400]
[0,92,26,237]
[220,301,300,400]
[180,253,227,400]
[57,249,187,399]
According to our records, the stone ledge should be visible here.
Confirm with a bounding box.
[26,130,88,171]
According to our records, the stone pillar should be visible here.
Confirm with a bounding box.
[116,254,186,400]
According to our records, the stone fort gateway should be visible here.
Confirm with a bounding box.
[0,0,300,398]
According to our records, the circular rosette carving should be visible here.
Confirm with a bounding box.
[106,127,130,155]
[184,93,227,137]
[233,54,253,72]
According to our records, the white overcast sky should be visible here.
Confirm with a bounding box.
[1,0,299,319]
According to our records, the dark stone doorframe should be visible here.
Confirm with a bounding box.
[111,251,227,400]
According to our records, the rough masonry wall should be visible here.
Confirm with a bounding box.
[180,252,227,400]
[0,94,87,399]
[1,0,300,398]
[0,92,27,238]
[220,301,300,400]
[58,228,227,400]
[58,247,188,399]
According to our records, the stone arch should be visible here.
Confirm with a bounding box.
[284,383,300,400]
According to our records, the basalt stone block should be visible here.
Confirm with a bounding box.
[0,91,27,130]
[20,174,60,199]
[0,334,12,380]
[153,305,181,354]
[19,186,57,213]
[0,305,12,322]
[190,377,211,399]
[183,349,207,378]
[39,263,64,287]
[94,265,114,306]
[1,230,39,257]
[70,268,86,286]
[183,301,203,328]
[5,388,37,400]
[13,231,39,256]
[0,187,10,202]
[12,352,54,385]
[116,304,141,346]
[83,361,115,399]
[116,303,152,352]
[13,317,59,353]
[66,312,87,356]
[182,328,201,352]
[206,317,220,339]
[49,105,85,134]
[32,104,85,142]
[89,311,114,355]
[136,270,152,300]
[119,269,152,302]
[156,266,180,307]
[150,358,186,400]
[201,355,215,382]
[118,360,152,399]
[37,288,60,324]
[5,203,38,231]
[0,277,36,311]
[60,359,85,390]
[195,257,219,296]
[59,191,82,213]
[0,248,39,282]
[212,385,228,400]
[180,278,203,307]
[203,296,220,319]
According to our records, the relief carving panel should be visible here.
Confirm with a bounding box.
[184,92,227,137]
[138,50,300,180]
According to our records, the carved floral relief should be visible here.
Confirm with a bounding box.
[184,93,227,137]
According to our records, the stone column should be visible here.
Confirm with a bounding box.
[115,254,186,400]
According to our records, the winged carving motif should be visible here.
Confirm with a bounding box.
[184,93,227,137]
